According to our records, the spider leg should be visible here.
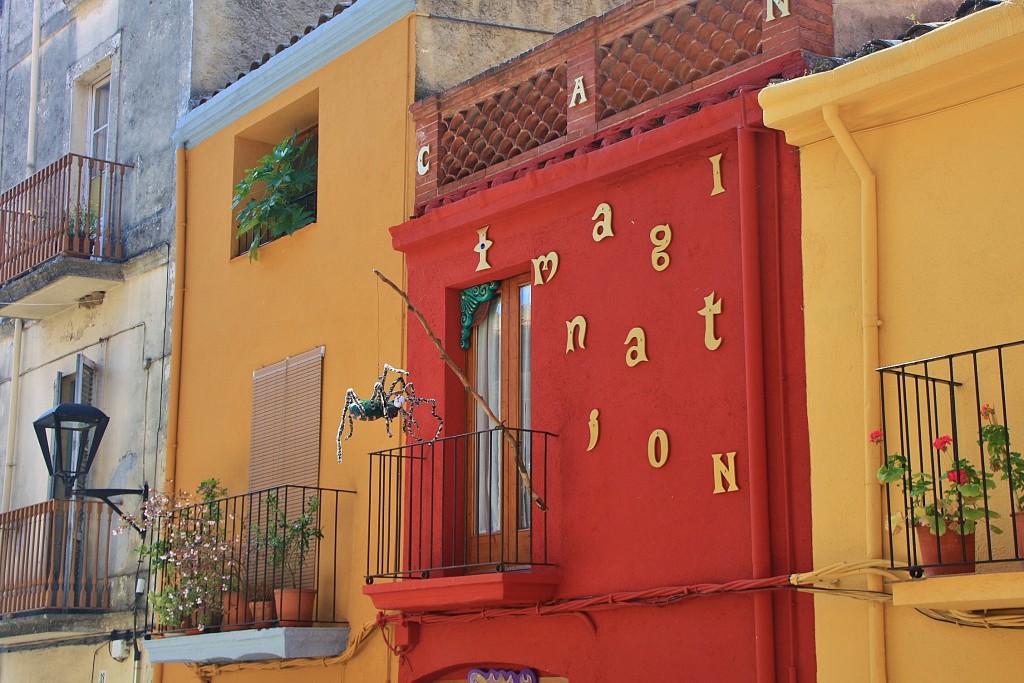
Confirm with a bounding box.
[369,381,395,438]
[400,382,443,444]
[336,388,360,462]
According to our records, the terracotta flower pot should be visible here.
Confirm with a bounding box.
[915,525,975,576]
[220,591,252,631]
[248,599,277,629]
[183,610,222,635]
[1014,511,1024,564]
[274,587,317,627]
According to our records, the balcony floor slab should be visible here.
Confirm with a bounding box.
[143,625,351,664]
[0,255,123,319]
[891,569,1024,610]
[364,569,562,612]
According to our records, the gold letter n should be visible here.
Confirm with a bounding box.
[712,452,739,494]
[766,0,790,21]
[566,315,587,353]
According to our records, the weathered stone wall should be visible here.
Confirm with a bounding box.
[834,0,960,55]
[190,0,342,102]
[415,0,626,98]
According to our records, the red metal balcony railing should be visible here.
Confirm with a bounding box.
[0,499,116,616]
[0,153,131,285]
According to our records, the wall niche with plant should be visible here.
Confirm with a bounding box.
[232,128,318,261]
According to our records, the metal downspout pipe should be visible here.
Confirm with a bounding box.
[2,320,23,513]
[27,0,42,175]
[821,103,886,683]
[166,143,186,492]
[738,113,776,683]
[5,0,42,512]
[150,143,187,683]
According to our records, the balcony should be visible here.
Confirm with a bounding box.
[141,485,354,665]
[878,340,1024,586]
[0,499,118,618]
[0,153,131,319]
[363,428,559,612]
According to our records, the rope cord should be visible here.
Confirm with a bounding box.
[183,560,1024,679]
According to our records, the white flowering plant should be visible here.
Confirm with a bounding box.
[121,478,237,630]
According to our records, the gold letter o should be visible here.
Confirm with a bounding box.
[648,429,669,468]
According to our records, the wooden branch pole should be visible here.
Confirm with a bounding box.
[374,269,546,511]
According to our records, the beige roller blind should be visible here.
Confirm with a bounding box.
[248,346,324,492]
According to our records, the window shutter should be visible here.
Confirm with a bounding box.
[248,347,324,492]
[74,354,97,405]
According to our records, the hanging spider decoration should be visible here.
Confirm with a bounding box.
[336,363,443,462]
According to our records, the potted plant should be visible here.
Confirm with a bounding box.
[875,430,1000,576]
[128,479,237,632]
[252,491,323,626]
[232,130,317,261]
[219,561,252,632]
[66,205,99,255]
[247,580,277,629]
[980,403,1024,559]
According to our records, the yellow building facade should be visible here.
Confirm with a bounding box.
[165,9,412,682]
[761,2,1024,681]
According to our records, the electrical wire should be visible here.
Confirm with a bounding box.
[90,641,107,683]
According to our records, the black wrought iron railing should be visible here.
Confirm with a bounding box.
[142,485,352,635]
[878,340,1024,575]
[366,427,554,582]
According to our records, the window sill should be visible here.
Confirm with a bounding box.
[143,626,349,664]
[363,569,562,612]
[891,569,1024,610]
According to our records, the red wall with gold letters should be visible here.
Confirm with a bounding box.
[378,93,814,682]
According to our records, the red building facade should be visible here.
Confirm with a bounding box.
[366,2,826,680]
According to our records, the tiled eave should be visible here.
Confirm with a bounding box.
[760,1,1024,147]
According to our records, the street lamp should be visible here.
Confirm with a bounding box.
[33,402,147,536]
[33,402,109,495]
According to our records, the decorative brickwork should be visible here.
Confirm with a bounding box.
[439,64,568,185]
[413,0,829,212]
[595,0,762,120]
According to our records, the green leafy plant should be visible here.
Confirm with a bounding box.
[252,492,323,588]
[980,403,1024,509]
[66,206,99,239]
[124,478,236,630]
[232,130,317,261]
[875,430,1000,536]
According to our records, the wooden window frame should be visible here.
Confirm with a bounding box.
[466,274,532,567]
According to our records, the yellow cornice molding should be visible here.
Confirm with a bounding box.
[759,0,1024,146]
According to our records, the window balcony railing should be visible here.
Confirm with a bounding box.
[878,340,1024,575]
[365,427,554,582]
[0,499,117,616]
[142,485,352,635]
[0,153,131,285]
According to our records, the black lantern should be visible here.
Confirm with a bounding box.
[33,402,148,536]
[33,402,109,496]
